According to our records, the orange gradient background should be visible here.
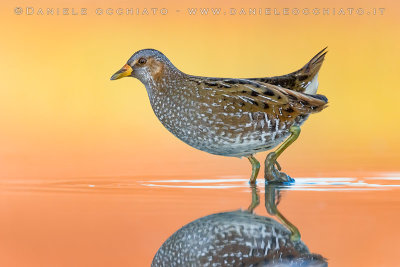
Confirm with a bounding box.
[0,0,399,179]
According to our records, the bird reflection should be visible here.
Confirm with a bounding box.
[152,183,327,267]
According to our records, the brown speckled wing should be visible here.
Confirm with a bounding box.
[197,78,328,118]
[248,47,327,92]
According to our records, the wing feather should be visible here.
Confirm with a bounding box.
[195,78,328,119]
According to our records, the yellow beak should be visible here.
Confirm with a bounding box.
[110,64,133,80]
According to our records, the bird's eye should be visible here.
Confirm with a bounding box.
[138,58,147,64]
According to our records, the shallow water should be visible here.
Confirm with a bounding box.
[1,174,399,266]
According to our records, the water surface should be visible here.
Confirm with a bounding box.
[0,174,399,266]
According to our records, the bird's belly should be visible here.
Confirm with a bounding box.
[154,105,308,157]
[196,131,289,157]
[175,127,290,157]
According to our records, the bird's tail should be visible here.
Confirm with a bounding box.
[294,47,327,94]
[249,47,327,94]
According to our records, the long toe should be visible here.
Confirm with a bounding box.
[278,172,295,184]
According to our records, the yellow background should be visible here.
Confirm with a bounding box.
[0,0,399,179]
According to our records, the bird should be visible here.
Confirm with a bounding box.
[151,184,327,266]
[110,48,328,183]
[152,210,327,267]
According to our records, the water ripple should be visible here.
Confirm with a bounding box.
[0,175,399,194]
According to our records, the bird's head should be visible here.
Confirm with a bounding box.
[110,49,174,84]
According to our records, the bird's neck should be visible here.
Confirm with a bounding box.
[145,67,188,97]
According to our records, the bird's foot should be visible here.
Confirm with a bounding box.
[264,152,295,184]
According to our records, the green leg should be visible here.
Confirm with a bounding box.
[264,125,301,183]
[247,184,259,213]
[265,185,301,241]
[247,155,260,184]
